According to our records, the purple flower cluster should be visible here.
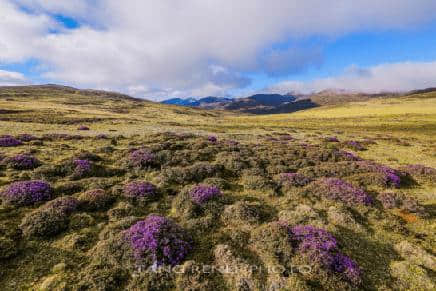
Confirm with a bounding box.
[73,159,92,177]
[96,134,109,139]
[0,180,53,206]
[47,196,79,215]
[357,162,401,187]
[290,225,337,255]
[128,149,156,168]
[331,253,362,285]
[0,136,22,147]
[123,181,157,199]
[377,192,400,209]
[289,225,361,285]
[125,215,192,266]
[400,164,436,177]
[207,136,217,143]
[189,184,221,205]
[325,136,339,142]
[318,178,373,206]
[346,141,365,151]
[7,154,41,170]
[279,173,312,187]
[77,125,90,130]
[340,151,361,161]
[377,192,424,214]
[16,134,37,142]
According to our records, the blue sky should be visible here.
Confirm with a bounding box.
[1,1,436,100]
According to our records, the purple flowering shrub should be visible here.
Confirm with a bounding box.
[78,125,90,130]
[356,161,401,188]
[20,196,79,237]
[123,181,157,201]
[128,149,156,168]
[124,215,192,266]
[289,225,362,286]
[207,135,217,143]
[78,189,114,211]
[16,134,38,142]
[310,178,373,206]
[72,159,93,178]
[95,133,109,139]
[6,154,41,170]
[189,184,221,205]
[345,140,366,151]
[0,136,22,147]
[377,192,425,215]
[161,162,223,185]
[340,151,361,161]
[1,180,53,206]
[279,173,312,187]
[399,164,436,181]
[325,136,339,142]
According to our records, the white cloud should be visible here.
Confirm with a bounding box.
[0,69,28,86]
[268,61,436,94]
[2,1,436,99]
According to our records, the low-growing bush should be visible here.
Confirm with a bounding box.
[78,189,114,211]
[72,159,92,179]
[0,136,22,147]
[278,173,312,187]
[307,178,373,206]
[20,196,79,237]
[377,192,425,215]
[289,225,362,286]
[356,161,401,188]
[189,184,221,205]
[399,164,436,182]
[0,180,53,206]
[0,236,17,259]
[16,134,38,142]
[77,125,90,130]
[123,181,157,202]
[221,201,264,226]
[344,140,366,151]
[161,162,223,185]
[6,154,41,170]
[128,149,157,169]
[124,215,192,266]
[241,174,277,195]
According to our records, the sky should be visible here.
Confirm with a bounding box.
[1,0,436,101]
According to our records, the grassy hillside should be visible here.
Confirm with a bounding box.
[0,86,435,290]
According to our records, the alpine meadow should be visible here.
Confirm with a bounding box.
[1,1,436,290]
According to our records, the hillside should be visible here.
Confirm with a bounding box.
[0,86,435,290]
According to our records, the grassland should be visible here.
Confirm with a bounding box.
[0,86,435,290]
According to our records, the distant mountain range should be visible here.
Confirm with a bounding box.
[161,93,315,114]
[160,89,412,114]
[161,96,233,108]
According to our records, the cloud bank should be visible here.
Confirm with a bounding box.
[0,70,28,86]
[1,0,436,99]
[268,61,436,94]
